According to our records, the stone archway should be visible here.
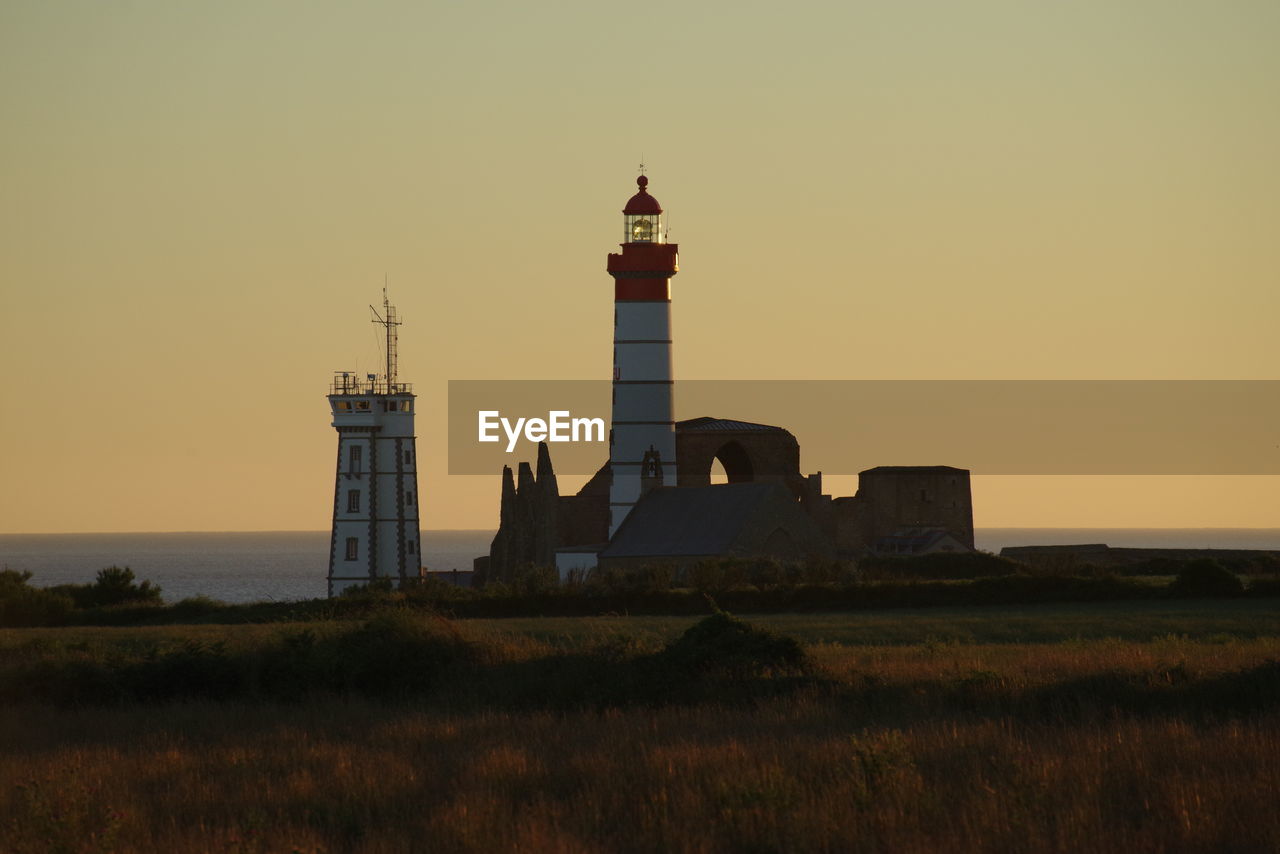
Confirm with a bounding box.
[674,417,804,492]
[714,441,755,484]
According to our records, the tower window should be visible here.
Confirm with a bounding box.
[406,490,414,505]
[344,537,358,561]
[407,540,416,554]
[347,490,360,513]
[404,450,412,464]
[349,445,363,473]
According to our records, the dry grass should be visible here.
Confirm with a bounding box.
[2,609,1279,853]
[2,698,1278,853]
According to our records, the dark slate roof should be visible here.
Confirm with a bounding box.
[677,416,788,433]
[600,483,785,558]
[860,465,969,474]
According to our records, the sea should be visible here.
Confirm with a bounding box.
[2,529,1279,605]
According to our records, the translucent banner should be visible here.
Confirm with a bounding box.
[447,380,1280,476]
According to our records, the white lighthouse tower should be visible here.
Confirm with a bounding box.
[606,174,680,535]
[326,292,421,596]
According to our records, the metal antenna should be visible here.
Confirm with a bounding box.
[369,279,402,393]
[638,157,646,175]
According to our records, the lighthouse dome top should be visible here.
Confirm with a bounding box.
[623,175,663,214]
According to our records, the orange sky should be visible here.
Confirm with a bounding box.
[1,1,1276,533]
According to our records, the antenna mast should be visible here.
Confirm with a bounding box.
[369,282,402,393]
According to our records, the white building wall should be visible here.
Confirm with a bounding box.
[609,300,677,535]
[614,303,672,340]
[614,342,674,383]
[327,393,421,596]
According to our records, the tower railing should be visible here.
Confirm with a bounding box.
[330,373,414,396]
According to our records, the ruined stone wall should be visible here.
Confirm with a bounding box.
[479,443,563,584]
[675,429,805,495]
[851,468,974,550]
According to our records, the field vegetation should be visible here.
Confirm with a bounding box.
[2,595,1279,852]
[3,554,1277,628]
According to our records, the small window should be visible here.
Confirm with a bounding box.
[407,540,416,554]
[349,445,363,472]
[356,400,370,411]
[347,489,360,513]
[335,400,352,412]
[345,537,358,561]
[406,490,414,505]
[404,450,412,464]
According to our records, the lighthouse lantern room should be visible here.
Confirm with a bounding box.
[326,293,422,596]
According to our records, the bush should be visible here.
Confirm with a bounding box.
[12,612,477,704]
[858,551,1025,581]
[584,564,675,595]
[1247,576,1280,597]
[659,611,808,678]
[337,577,397,599]
[169,595,226,620]
[51,566,162,609]
[684,557,811,592]
[0,570,74,628]
[511,564,560,596]
[1170,559,1244,598]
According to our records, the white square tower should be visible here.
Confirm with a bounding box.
[327,295,421,596]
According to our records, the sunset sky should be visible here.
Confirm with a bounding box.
[1,1,1277,534]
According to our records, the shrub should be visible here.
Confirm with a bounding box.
[659,611,808,678]
[1247,576,1280,597]
[169,595,226,620]
[510,564,560,596]
[0,570,74,628]
[684,557,809,592]
[858,551,1024,581]
[1170,559,1244,598]
[584,564,675,595]
[339,577,396,598]
[51,566,162,609]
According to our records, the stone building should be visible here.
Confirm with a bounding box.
[475,420,976,583]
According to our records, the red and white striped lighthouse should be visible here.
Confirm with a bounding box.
[606,174,679,535]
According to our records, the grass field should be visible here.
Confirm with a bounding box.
[2,599,1278,853]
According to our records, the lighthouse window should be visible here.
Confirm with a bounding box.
[404,450,412,464]
[406,490,415,505]
[356,400,371,411]
[349,446,363,473]
[347,490,361,513]
[344,537,358,561]
[625,213,663,244]
[335,401,352,412]
[407,540,416,555]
